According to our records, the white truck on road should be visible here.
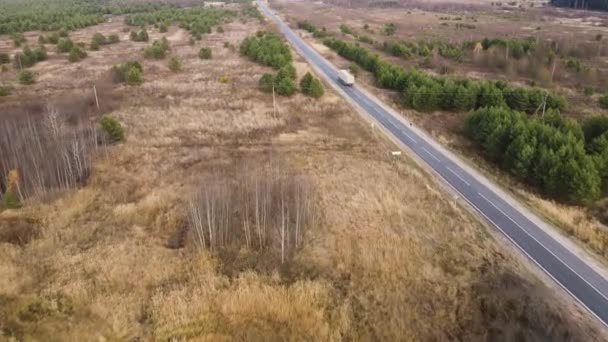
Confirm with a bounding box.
[338,69,355,86]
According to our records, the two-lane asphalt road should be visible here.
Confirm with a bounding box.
[256,0,608,327]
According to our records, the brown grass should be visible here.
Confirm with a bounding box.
[0,7,606,341]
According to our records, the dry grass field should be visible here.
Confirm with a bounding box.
[0,3,607,341]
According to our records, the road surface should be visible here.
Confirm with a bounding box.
[256,0,608,327]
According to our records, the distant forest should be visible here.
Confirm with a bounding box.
[551,0,608,11]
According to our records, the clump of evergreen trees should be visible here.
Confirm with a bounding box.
[241,31,299,96]
[240,31,293,69]
[300,72,324,98]
[112,61,143,86]
[242,32,325,98]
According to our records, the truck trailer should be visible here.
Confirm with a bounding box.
[338,69,355,86]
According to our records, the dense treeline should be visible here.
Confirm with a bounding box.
[551,0,608,11]
[466,107,608,203]
[0,0,174,34]
[376,36,538,63]
[124,7,234,40]
[323,38,566,113]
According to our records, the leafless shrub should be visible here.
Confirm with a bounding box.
[0,105,108,202]
[187,162,317,264]
[0,216,40,246]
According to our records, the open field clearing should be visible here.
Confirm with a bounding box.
[0,1,607,340]
[271,0,608,267]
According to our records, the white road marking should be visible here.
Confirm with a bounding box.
[477,191,608,304]
[401,130,418,143]
[422,147,441,162]
[446,166,470,186]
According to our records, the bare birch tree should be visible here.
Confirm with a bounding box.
[186,161,318,264]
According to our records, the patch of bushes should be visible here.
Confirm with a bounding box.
[275,74,296,96]
[68,46,87,62]
[90,33,107,50]
[13,46,47,68]
[481,36,537,59]
[198,47,212,59]
[0,53,10,64]
[90,32,118,50]
[168,56,181,72]
[324,37,566,114]
[2,188,20,209]
[257,68,297,96]
[349,63,360,77]
[358,35,374,44]
[108,34,120,44]
[0,86,11,97]
[339,24,353,35]
[455,23,476,29]
[300,72,324,98]
[18,70,35,84]
[47,32,60,44]
[218,75,230,83]
[600,95,608,110]
[112,61,143,85]
[242,5,264,21]
[100,115,125,143]
[382,40,464,62]
[565,58,586,73]
[130,29,149,42]
[383,23,396,36]
[278,64,296,80]
[143,37,170,59]
[258,73,275,93]
[56,38,74,53]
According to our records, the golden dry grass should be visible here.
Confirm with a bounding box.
[0,8,606,341]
